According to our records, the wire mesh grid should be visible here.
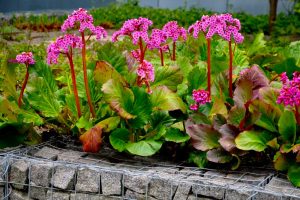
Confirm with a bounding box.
[0,140,298,200]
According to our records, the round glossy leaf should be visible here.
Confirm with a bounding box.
[109,128,130,152]
[235,130,274,152]
[126,140,163,156]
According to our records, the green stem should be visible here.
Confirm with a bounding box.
[207,38,211,97]
[81,32,96,118]
[18,64,29,107]
[229,40,233,98]
[67,52,82,118]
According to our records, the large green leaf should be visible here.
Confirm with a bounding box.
[188,151,208,168]
[128,87,152,128]
[247,33,266,57]
[164,128,190,143]
[186,124,220,151]
[187,67,206,94]
[77,69,102,103]
[273,58,300,78]
[126,140,163,156]
[251,100,281,133]
[152,65,184,91]
[233,79,253,107]
[235,130,274,152]
[207,148,232,163]
[150,86,186,113]
[109,128,130,152]
[27,62,62,118]
[273,152,289,171]
[278,110,296,144]
[210,98,228,118]
[96,116,120,132]
[94,61,127,87]
[102,79,135,119]
[228,106,246,127]
[288,165,300,187]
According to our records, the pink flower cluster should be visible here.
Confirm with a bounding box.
[16,52,35,65]
[47,34,83,64]
[61,8,107,39]
[147,29,168,50]
[112,17,153,44]
[190,89,210,110]
[137,60,155,83]
[277,72,300,107]
[188,13,244,43]
[162,21,187,42]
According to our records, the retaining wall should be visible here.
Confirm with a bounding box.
[0,144,299,200]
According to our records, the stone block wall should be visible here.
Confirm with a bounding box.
[0,146,299,200]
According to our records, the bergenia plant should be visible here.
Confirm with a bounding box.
[277,72,300,124]
[147,29,168,66]
[61,8,107,118]
[162,21,187,61]
[188,14,244,98]
[112,17,155,93]
[12,52,35,107]
[189,89,210,111]
[47,34,83,118]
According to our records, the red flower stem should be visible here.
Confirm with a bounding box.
[18,64,29,107]
[172,41,176,61]
[81,32,96,118]
[229,40,233,98]
[159,48,164,66]
[295,105,300,125]
[67,52,82,118]
[207,38,211,97]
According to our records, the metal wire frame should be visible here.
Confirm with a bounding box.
[0,141,298,200]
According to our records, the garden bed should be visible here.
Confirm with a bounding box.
[0,140,299,200]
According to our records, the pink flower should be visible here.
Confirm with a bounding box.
[188,13,244,43]
[47,34,82,65]
[190,104,199,111]
[277,72,300,107]
[162,21,187,42]
[147,29,168,50]
[192,89,210,104]
[131,49,141,62]
[137,60,155,83]
[15,52,35,65]
[112,17,152,44]
[61,8,107,40]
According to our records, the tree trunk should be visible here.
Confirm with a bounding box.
[269,0,278,34]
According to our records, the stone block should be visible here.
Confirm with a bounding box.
[30,183,47,200]
[148,174,178,200]
[57,150,87,162]
[173,182,191,200]
[224,183,253,200]
[226,173,266,185]
[75,168,99,193]
[10,160,29,189]
[9,190,30,200]
[31,163,53,187]
[124,174,149,194]
[254,177,299,200]
[190,175,226,200]
[52,166,75,190]
[70,193,90,200]
[101,171,122,195]
[34,147,60,160]
[125,189,146,200]
[46,191,70,200]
